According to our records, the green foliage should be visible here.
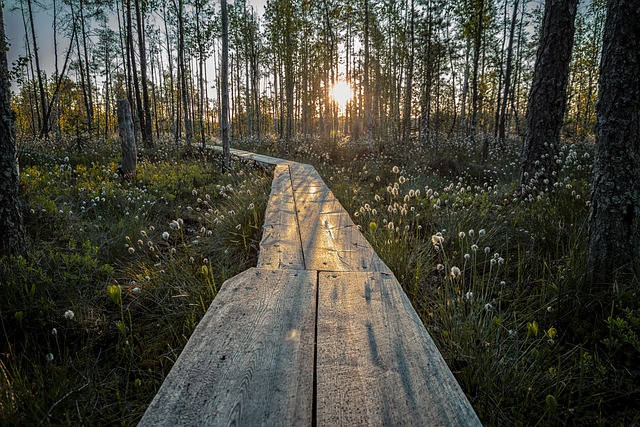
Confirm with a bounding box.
[1,138,271,425]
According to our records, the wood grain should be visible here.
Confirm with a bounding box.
[316,271,482,426]
[257,164,305,269]
[147,147,482,427]
[289,164,390,273]
[138,268,316,427]
[207,145,289,165]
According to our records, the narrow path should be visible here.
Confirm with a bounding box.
[139,148,482,426]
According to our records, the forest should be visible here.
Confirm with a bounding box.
[6,0,607,146]
[1,0,639,425]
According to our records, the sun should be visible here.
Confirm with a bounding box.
[331,80,352,109]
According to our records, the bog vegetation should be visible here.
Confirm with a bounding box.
[2,132,638,425]
[1,138,271,425]
[1,0,639,425]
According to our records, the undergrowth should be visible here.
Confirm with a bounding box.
[1,136,271,425]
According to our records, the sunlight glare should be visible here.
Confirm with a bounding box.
[331,81,352,109]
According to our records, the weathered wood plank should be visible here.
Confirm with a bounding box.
[258,164,305,270]
[316,271,482,426]
[289,164,389,272]
[207,145,289,166]
[289,163,327,194]
[296,197,389,272]
[139,268,316,427]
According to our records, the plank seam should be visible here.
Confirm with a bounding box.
[312,269,320,427]
[288,163,307,270]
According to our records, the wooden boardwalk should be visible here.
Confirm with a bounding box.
[139,148,481,426]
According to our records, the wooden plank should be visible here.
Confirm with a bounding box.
[207,145,289,166]
[289,165,389,272]
[139,268,316,427]
[296,197,389,272]
[289,163,328,195]
[316,271,482,426]
[258,165,305,270]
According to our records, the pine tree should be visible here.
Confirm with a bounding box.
[587,0,640,284]
[0,5,27,256]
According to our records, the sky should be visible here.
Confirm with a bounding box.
[3,0,268,93]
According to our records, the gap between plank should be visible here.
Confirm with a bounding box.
[312,269,320,427]
[288,164,307,270]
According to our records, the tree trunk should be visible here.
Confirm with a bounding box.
[134,0,154,149]
[419,4,433,145]
[221,0,231,170]
[26,0,48,137]
[79,0,93,131]
[364,0,371,139]
[284,9,294,143]
[126,0,144,143]
[178,0,192,143]
[520,0,578,189]
[197,2,206,149]
[498,0,519,144]
[117,99,137,177]
[470,0,485,148]
[162,3,175,139]
[250,18,261,143]
[0,8,27,257]
[460,40,470,131]
[117,0,134,127]
[402,0,415,146]
[70,2,91,135]
[42,23,76,140]
[588,0,640,284]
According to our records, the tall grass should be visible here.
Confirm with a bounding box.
[1,136,271,425]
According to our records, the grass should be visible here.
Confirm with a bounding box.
[1,136,271,425]
[235,133,640,426]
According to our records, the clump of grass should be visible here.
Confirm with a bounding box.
[1,137,271,425]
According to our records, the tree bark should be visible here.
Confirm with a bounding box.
[134,0,154,149]
[78,0,94,131]
[162,3,176,139]
[284,0,295,143]
[470,0,485,148]
[498,0,519,144]
[126,0,144,144]
[0,7,27,257]
[178,0,192,143]
[26,0,48,137]
[221,0,231,170]
[364,0,371,139]
[117,99,137,177]
[520,0,578,189]
[402,0,415,146]
[588,0,640,284]
[250,11,261,143]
